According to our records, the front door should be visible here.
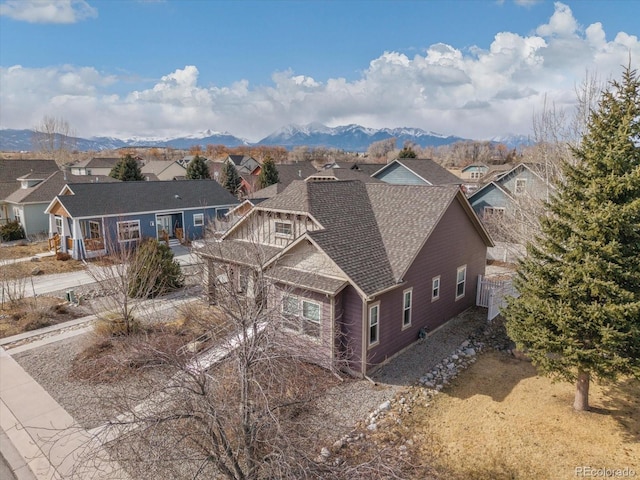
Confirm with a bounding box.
[157,215,172,239]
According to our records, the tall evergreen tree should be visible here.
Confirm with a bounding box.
[503,66,640,411]
[257,155,279,189]
[110,154,144,181]
[186,154,210,179]
[221,161,242,197]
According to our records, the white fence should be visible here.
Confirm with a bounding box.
[476,274,519,321]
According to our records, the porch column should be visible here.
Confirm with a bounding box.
[71,218,85,260]
[60,216,70,253]
[48,214,57,237]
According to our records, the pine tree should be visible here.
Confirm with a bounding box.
[110,154,144,181]
[503,66,640,411]
[257,155,279,189]
[186,154,210,179]
[221,161,242,196]
[398,146,417,158]
[128,239,184,298]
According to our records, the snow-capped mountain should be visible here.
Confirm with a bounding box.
[0,124,531,153]
[0,129,249,151]
[257,123,465,150]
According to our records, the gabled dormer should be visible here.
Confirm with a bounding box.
[17,172,47,189]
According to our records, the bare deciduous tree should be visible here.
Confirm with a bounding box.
[32,115,77,166]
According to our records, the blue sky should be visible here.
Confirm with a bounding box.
[1,0,639,142]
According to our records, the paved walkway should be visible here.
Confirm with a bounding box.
[0,345,125,479]
[0,247,200,479]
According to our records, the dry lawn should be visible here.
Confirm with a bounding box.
[401,351,639,480]
[0,296,87,338]
[0,241,85,278]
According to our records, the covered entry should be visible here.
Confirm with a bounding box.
[156,212,184,244]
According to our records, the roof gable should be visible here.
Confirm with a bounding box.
[372,158,462,186]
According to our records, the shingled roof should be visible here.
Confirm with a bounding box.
[255,179,487,298]
[48,180,239,218]
[0,159,59,200]
[373,158,462,185]
[5,171,118,204]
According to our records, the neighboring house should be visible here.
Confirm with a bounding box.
[468,163,551,220]
[4,170,117,237]
[45,180,239,260]
[70,156,143,177]
[0,159,59,230]
[141,160,187,181]
[226,155,261,176]
[372,158,463,186]
[460,163,490,181]
[202,178,492,376]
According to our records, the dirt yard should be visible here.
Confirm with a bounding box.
[394,351,639,479]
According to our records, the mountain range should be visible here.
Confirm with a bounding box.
[0,124,530,152]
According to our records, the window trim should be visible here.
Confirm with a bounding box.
[301,299,321,323]
[193,213,204,227]
[402,288,412,329]
[117,220,141,242]
[274,220,293,238]
[515,178,527,195]
[456,265,467,300]
[54,215,63,234]
[432,276,441,302]
[368,302,380,347]
[281,294,321,339]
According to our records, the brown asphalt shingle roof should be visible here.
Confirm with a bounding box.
[0,159,59,200]
[219,178,488,298]
[258,180,464,297]
[5,171,118,204]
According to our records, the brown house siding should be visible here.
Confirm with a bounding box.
[365,197,487,372]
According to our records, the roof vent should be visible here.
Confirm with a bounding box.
[175,194,181,200]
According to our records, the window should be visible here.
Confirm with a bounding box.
[470,171,482,180]
[456,265,467,299]
[13,207,21,225]
[117,220,141,242]
[515,178,527,195]
[55,215,63,234]
[402,289,412,328]
[193,213,204,227]
[302,300,320,337]
[282,295,320,338]
[432,276,440,301]
[274,221,293,237]
[368,303,380,346]
[81,220,101,239]
[483,207,505,218]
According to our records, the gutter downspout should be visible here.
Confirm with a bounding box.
[361,296,367,377]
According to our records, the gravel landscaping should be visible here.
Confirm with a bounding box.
[11,306,490,442]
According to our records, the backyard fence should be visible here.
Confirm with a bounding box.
[476,274,519,321]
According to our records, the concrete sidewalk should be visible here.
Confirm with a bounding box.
[0,347,125,479]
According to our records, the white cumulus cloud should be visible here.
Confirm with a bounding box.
[0,0,97,24]
[0,2,638,142]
